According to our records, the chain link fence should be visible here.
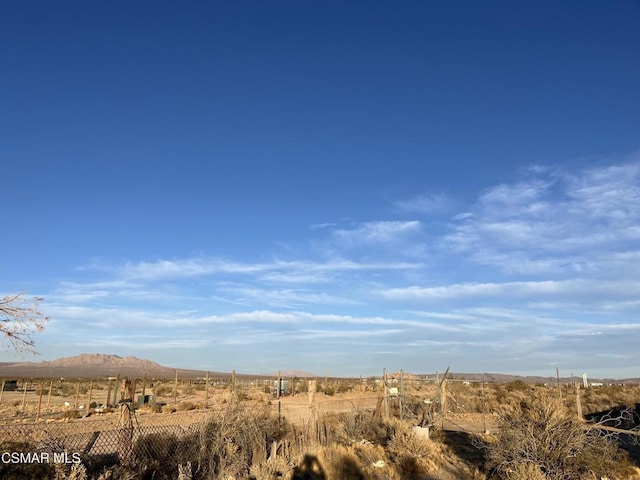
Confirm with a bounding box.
[0,409,214,479]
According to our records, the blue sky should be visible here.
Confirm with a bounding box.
[1,1,639,377]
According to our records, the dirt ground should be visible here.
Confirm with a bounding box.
[0,382,494,437]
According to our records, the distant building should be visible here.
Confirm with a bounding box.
[137,394,156,407]
[2,380,18,391]
[2,380,18,392]
[273,379,289,395]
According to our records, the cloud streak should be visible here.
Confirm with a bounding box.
[394,192,453,215]
[331,221,422,246]
[30,156,640,377]
[380,279,640,303]
[445,158,640,275]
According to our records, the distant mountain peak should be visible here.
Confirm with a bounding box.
[37,353,165,370]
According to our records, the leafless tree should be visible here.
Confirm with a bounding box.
[0,292,48,354]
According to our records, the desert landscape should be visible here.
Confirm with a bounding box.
[0,354,639,479]
[3,3,639,478]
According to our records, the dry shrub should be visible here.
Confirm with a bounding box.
[385,419,438,479]
[181,384,195,395]
[502,462,547,480]
[195,401,286,479]
[132,431,195,480]
[315,445,369,480]
[176,401,195,411]
[139,403,162,413]
[54,462,88,480]
[153,383,174,397]
[60,408,81,420]
[326,414,481,480]
[485,392,635,480]
[581,385,640,415]
[331,411,393,446]
[324,411,484,479]
[94,465,138,480]
[0,441,55,479]
[350,442,387,469]
[387,420,432,458]
[249,456,293,480]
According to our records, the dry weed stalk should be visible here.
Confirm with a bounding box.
[195,401,285,479]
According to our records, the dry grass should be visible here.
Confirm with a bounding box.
[2,379,639,479]
[307,412,486,480]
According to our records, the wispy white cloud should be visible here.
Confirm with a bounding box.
[332,221,421,246]
[84,257,425,282]
[394,192,452,215]
[51,280,191,304]
[258,271,333,284]
[118,258,267,280]
[445,158,640,275]
[74,336,212,350]
[380,279,640,303]
[309,222,338,230]
[216,286,362,308]
[30,156,640,377]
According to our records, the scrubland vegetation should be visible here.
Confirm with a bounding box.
[1,379,639,479]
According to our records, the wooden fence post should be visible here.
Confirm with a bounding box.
[87,381,93,410]
[36,383,44,422]
[113,373,121,406]
[481,378,488,433]
[47,381,53,407]
[440,366,450,429]
[118,378,135,466]
[232,369,236,394]
[174,370,178,404]
[205,370,210,408]
[0,380,4,405]
[277,371,281,400]
[106,379,113,408]
[21,379,27,408]
[308,380,317,443]
[74,381,80,409]
[400,369,404,420]
[575,381,583,422]
[556,367,563,404]
[383,368,389,421]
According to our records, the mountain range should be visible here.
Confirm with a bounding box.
[0,353,208,379]
[0,354,636,384]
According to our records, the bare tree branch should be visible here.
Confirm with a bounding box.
[0,292,49,354]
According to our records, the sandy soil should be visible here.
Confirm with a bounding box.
[0,384,493,437]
